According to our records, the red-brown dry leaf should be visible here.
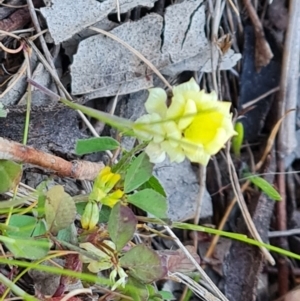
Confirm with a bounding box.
[158,245,200,273]
[284,290,300,301]
[53,254,83,297]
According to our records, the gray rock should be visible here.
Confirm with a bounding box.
[154,158,212,221]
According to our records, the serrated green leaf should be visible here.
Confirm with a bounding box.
[120,244,167,283]
[45,185,77,234]
[76,137,119,155]
[0,160,22,193]
[127,189,167,218]
[124,153,153,193]
[232,122,244,157]
[245,173,282,201]
[139,176,166,197]
[108,203,137,251]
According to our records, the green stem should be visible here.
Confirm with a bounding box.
[0,273,38,301]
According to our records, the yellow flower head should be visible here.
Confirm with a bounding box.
[90,166,124,207]
[133,78,237,165]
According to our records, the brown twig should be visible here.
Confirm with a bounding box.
[243,0,273,70]
[26,0,58,85]
[0,7,31,39]
[0,137,104,180]
[193,165,207,249]
[275,1,300,295]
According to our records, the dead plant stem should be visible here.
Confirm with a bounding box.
[193,165,207,249]
[226,149,275,264]
[164,226,229,301]
[26,0,57,81]
[0,137,104,180]
[275,0,300,294]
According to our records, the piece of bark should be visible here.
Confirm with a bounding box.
[239,26,281,142]
[0,105,84,155]
[243,0,273,71]
[223,156,276,301]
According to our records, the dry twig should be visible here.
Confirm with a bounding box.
[0,137,104,180]
[243,0,273,70]
[275,1,300,295]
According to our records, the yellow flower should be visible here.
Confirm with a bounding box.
[90,166,124,207]
[133,78,237,165]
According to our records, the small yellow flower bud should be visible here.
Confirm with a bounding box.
[81,201,99,230]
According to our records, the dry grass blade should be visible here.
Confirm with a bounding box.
[170,272,222,301]
[205,109,293,260]
[242,87,280,110]
[193,165,207,249]
[164,226,229,301]
[204,180,249,259]
[59,288,92,301]
[226,149,275,265]
[88,26,172,91]
[256,109,295,170]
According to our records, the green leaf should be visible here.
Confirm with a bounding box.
[127,189,167,218]
[32,220,47,237]
[45,185,77,234]
[1,236,51,259]
[121,277,149,301]
[124,153,153,193]
[120,244,167,283]
[4,216,51,259]
[232,122,244,157]
[139,176,166,197]
[147,285,165,301]
[111,143,147,174]
[7,215,37,237]
[76,137,119,155]
[108,203,137,251]
[158,291,175,301]
[0,160,22,193]
[99,205,111,223]
[245,172,282,201]
[57,223,78,244]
